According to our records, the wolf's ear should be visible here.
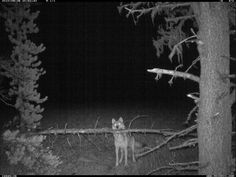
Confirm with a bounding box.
[119,117,123,122]
[112,118,115,123]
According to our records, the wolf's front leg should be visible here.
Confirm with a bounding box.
[131,145,136,162]
[124,147,128,166]
[119,148,123,163]
[131,139,136,162]
[132,151,136,162]
[115,146,119,166]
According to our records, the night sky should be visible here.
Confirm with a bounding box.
[2,2,232,108]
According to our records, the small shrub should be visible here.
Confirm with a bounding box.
[3,129,62,175]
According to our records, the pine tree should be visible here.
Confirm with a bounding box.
[0,3,47,130]
[118,2,235,175]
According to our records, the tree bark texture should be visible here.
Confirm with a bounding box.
[196,2,232,175]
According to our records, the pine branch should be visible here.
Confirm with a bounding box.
[147,68,200,83]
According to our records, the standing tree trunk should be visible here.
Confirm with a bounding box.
[197,2,232,175]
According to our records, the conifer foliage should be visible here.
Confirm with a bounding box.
[0,3,47,130]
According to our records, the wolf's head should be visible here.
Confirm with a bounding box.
[112,117,126,130]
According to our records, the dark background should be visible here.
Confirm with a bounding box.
[1,2,235,108]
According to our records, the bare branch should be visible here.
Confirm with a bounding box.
[230,30,236,35]
[169,161,199,166]
[28,127,177,136]
[185,57,200,73]
[165,15,196,22]
[122,2,191,14]
[120,2,192,24]
[184,105,198,124]
[147,161,200,175]
[229,74,236,79]
[168,64,183,86]
[0,96,15,108]
[128,115,149,129]
[186,92,200,103]
[94,116,100,129]
[66,137,72,147]
[147,68,200,83]
[169,138,198,150]
[136,124,197,158]
[169,34,198,61]
[147,165,174,175]
[221,55,236,61]
[82,134,102,151]
[230,89,235,106]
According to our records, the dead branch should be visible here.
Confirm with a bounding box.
[168,64,183,86]
[147,165,174,175]
[169,34,198,61]
[147,161,199,175]
[82,134,102,151]
[165,15,196,22]
[186,92,200,103]
[229,74,236,79]
[128,115,149,128]
[221,55,236,61]
[121,2,191,14]
[169,138,197,150]
[230,30,236,35]
[94,116,100,129]
[119,2,192,25]
[230,89,236,106]
[184,105,198,124]
[28,127,177,136]
[169,161,199,166]
[66,137,72,147]
[136,124,197,158]
[185,57,200,73]
[147,68,200,83]
[0,96,15,108]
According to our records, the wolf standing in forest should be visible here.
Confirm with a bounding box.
[112,117,145,166]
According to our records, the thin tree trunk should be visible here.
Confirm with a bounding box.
[197,2,232,175]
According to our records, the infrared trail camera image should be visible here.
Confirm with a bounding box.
[0,2,235,175]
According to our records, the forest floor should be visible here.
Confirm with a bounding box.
[0,99,203,175]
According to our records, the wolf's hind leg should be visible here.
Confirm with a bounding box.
[132,140,136,162]
[124,147,128,166]
[119,148,123,163]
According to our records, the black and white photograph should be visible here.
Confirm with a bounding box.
[0,1,235,175]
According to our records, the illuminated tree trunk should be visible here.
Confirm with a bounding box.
[197,2,232,175]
